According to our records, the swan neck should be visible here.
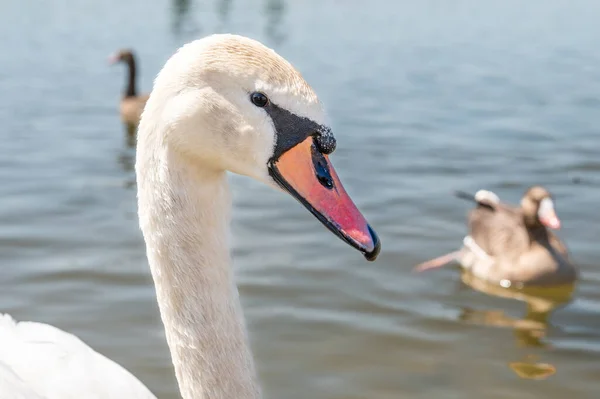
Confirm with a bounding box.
[137,150,260,399]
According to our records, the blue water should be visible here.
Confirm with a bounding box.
[1,1,599,398]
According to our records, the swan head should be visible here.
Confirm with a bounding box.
[138,34,380,261]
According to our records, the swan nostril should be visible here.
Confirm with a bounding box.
[316,169,334,189]
[311,144,335,190]
[315,158,334,189]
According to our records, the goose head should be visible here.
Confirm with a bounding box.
[109,49,135,65]
[137,34,381,261]
[520,186,561,230]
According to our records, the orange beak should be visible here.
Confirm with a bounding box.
[268,136,380,261]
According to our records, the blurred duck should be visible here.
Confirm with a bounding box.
[109,49,150,127]
[416,186,577,287]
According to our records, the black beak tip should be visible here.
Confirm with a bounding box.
[363,225,381,262]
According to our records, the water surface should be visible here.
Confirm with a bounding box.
[1,1,599,398]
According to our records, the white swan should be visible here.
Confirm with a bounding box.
[0,34,380,399]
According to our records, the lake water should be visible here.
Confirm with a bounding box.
[1,0,600,398]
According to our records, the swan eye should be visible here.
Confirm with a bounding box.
[250,92,269,107]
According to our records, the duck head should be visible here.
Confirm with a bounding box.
[521,186,561,230]
[137,34,380,261]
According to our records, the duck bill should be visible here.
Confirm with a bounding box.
[268,137,381,261]
[539,210,561,229]
[538,198,561,229]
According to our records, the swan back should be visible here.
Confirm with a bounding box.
[0,314,155,399]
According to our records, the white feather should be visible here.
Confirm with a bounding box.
[0,314,155,399]
[474,189,500,204]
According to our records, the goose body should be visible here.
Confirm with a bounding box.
[417,186,576,287]
[109,49,150,127]
[120,94,149,127]
[1,34,380,398]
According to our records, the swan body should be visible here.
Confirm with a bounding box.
[0,34,379,398]
[0,314,155,399]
